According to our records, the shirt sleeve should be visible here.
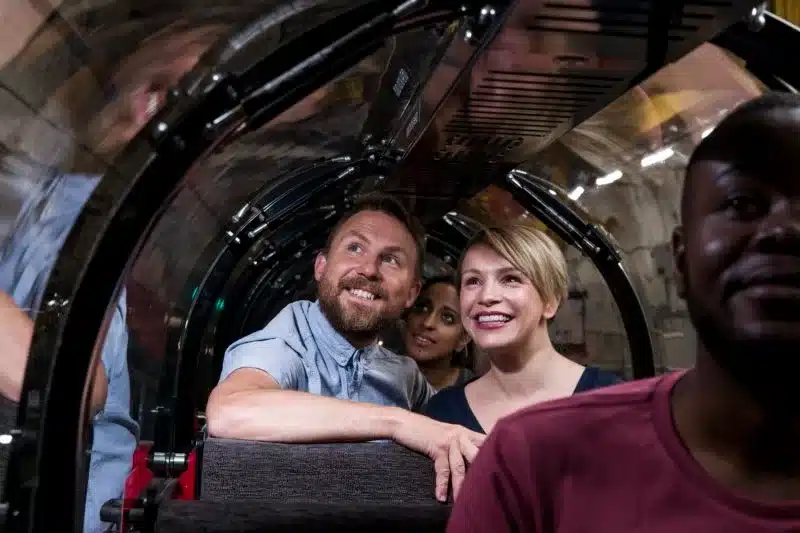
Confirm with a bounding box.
[410,366,434,412]
[100,290,129,379]
[218,304,308,391]
[447,420,537,533]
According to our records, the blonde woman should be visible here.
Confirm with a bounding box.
[424,223,621,434]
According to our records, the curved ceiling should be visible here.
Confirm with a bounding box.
[1,2,788,530]
[1,0,769,359]
[1,0,762,238]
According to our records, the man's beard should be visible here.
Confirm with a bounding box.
[684,279,800,414]
[318,275,403,340]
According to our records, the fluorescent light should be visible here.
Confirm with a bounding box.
[568,186,585,200]
[641,147,674,168]
[0,434,12,445]
[701,128,713,139]
[595,170,623,186]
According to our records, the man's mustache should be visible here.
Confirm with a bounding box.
[339,277,387,300]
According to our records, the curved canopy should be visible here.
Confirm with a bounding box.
[0,1,795,531]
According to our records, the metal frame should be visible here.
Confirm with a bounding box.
[6,1,481,530]
[9,1,800,530]
[713,11,800,92]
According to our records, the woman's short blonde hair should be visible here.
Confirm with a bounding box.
[460,222,569,308]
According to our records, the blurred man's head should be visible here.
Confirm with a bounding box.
[672,92,800,410]
[314,194,425,346]
[89,23,226,155]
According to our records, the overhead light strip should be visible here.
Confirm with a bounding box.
[595,169,622,186]
[568,186,585,200]
[641,147,674,168]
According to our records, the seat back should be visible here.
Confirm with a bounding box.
[200,437,437,504]
[156,500,450,533]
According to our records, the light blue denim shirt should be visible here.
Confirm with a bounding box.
[220,300,433,411]
[0,172,138,533]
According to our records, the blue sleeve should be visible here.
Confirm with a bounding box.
[0,173,100,315]
[95,289,139,438]
[218,304,308,391]
[100,290,128,378]
[410,366,434,412]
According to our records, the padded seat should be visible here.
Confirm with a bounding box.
[156,500,450,533]
[200,437,438,503]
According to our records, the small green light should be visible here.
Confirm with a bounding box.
[215,299,225,311]
[191,287,199,299]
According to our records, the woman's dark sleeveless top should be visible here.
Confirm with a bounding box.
[424,366,622,434]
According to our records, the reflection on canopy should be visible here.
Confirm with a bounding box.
[464,41,765,231]
[560,43,763,190]
[0,0,372,243]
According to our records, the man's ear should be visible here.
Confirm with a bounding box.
[672,226,687,299]
[314,252,327,283]
[405,278,422,308]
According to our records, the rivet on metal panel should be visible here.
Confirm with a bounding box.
[232,204,250,223]
[248,222,269,239]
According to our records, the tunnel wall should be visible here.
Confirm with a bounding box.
[549,169,697,377]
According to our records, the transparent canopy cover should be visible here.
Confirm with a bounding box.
[0,0,776,530]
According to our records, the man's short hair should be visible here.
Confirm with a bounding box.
[459,222,569,309]
[324,193,426,279]
[682,92,800,222]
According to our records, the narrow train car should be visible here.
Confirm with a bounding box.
[0,1,798,532]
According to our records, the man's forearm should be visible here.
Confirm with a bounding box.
[206,387,411,443]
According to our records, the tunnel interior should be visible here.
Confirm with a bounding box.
[0,0,798,531]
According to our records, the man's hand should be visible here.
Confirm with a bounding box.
[392,412,486,502]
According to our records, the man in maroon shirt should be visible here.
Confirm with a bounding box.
[447,91,800,532]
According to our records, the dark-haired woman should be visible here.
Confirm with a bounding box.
[404,276,475,391]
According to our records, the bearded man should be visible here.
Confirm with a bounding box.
[208,194,485,502]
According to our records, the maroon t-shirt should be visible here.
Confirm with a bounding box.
[447,371,800,532]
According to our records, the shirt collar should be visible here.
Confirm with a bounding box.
[309,300,376,366]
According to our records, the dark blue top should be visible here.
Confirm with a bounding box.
[424,366,623,434]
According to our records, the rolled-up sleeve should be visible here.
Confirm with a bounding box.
[411,367,434,412]
[218,304,309,391]
[100,290,128,378]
